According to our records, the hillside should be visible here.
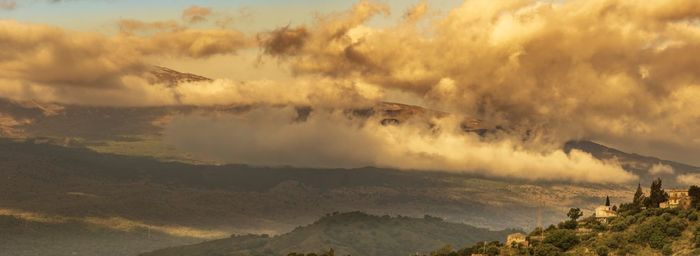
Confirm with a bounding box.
[0,137,694,255]
[565,141,700,186]
[421,181,700,256]
[0,214,201,256]
[141,212,514,256]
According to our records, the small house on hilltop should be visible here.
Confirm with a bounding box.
[660,188,690,209]
[506,232,528,248]
[594,205,617,223]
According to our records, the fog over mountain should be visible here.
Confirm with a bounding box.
[1,0,699,255]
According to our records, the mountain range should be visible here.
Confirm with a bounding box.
[0,67,698,256]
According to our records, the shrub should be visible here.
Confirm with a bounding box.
[557,220,578,230]
[595,246,609,256]
[617,244,636,256]
[644,208,662,217]
[532,243,561,256]
[604,233,625,249]
[610,221,627,232]
[543,229,579,251]
[667,219,687,237]
[579,233,595,242]
[688,212,698,221]
[661,213,673,222]
[591,222,607,232]
[634,216,668,249]
[662,244,673,256]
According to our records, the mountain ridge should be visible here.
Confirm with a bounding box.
[140,211,515,256]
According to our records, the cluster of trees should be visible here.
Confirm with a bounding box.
[616,179,670,213]
[617,178,700,214]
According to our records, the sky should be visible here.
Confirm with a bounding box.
[1,0,699,184]
[0,0,459,80]
[2,0,459,32]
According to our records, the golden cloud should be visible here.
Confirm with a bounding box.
[258,0,700,165]
[0,19,251,104]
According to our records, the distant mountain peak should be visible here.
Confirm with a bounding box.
[147,66,213,87]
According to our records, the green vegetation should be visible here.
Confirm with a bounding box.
[422,179,700,256]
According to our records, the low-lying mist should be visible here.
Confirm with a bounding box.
[164,107,636,184]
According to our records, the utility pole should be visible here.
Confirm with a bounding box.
[537,198,545,239]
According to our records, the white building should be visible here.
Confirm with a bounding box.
[660,189,690,209]
[506,232,529,247]
[594,206,617,223]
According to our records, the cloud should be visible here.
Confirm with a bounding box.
[677,174,700,186]
[163,107,637,184]
[172,78,382,107]
[0,75,383,107]
[258,0,700,165]
[182,5,212,24]
[118,19,183,34]
[0,20,251,105]
[0,20,145,88]
[123,29,250,58]
[0,0,16,10]
[0,0,698,178]
[648,163,675,175]
[259,26,310,56]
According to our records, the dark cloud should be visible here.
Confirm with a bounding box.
[259,26,310,56]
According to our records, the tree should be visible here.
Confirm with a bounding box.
[633,183,645,206]
[689,185,700,209]
[647,178,669,208]
[605,196,610,206]
[567,208,583,221]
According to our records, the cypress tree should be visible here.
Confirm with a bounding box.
[689,186,700,209]
[648,178,669,208]
[605,196,610,206]
[633,183,644,206]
